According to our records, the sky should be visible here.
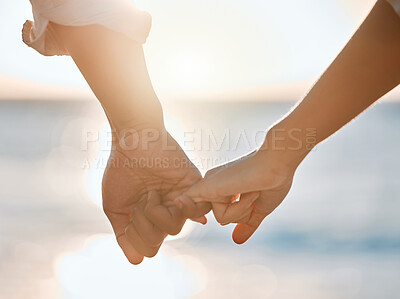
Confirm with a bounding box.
[1,0,377,97]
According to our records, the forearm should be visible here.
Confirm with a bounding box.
[263,0,400,168]
[51,23,164,133]
[73,38,165,133]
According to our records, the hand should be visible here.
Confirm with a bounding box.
[183,148,295,244]
[102,127,211,264]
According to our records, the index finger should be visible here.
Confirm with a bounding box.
[174,195,212,219]
[185,152,262,201]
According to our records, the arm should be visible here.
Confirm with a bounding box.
[50,23,164,133]
[51,23,210,264]
[266,0,400,170]
[185,0,400,243]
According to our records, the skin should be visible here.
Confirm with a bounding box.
[44,0,400,259]
[50,23,211,264]
[184,0,400,244]
[102,129,210,263]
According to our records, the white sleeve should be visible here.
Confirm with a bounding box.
[23,0,152,56]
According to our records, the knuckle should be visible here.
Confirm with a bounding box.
[214,213,226,225]
[167,225,183,236]
[147,234,164,247]
[196,203,212,216]
[167,218,185,235]
[143,246,160,258]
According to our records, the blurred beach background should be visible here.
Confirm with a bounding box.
[1,0,400,298]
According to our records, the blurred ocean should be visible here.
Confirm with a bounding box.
[0,99,399,299]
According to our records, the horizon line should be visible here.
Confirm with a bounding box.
[1,73,399,103]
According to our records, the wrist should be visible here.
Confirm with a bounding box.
[107,102,165,149]
[259,121,317,171]
[111,124,168,154]
[106,95,165,135]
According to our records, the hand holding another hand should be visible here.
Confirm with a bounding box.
[183,148,296,244]
[102,127,211,264]
[102,126,297,264]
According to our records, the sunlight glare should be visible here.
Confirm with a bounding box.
[56,236,208,299]
[167,50,211,94]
